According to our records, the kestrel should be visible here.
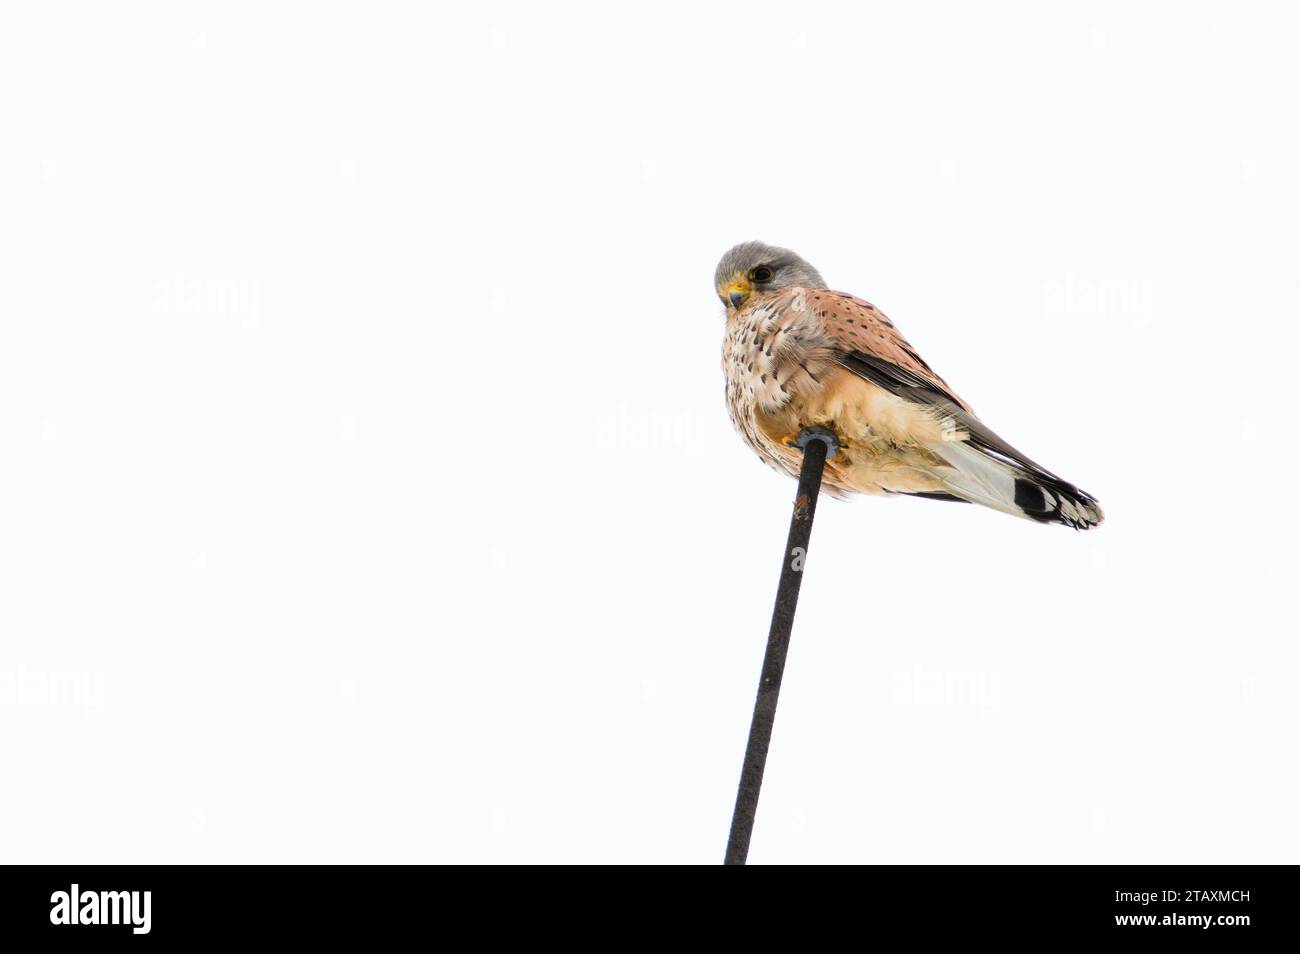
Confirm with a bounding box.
[716,241,1103,529]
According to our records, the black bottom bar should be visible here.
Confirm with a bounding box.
[0,865,1285,938]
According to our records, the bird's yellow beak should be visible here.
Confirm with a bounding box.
[724,279,750,309]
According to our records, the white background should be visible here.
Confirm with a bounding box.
[2,2,1296,864]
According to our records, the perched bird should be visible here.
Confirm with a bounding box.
[716,241,1103,529]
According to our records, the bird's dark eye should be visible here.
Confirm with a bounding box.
[750,265,774,283]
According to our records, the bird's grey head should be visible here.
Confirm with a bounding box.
[713,241,827,311]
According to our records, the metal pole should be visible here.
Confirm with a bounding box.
[725,426,839,865]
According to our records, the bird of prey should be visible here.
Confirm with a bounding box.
[716,241,1103,529]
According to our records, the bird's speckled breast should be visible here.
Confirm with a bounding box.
[721,288,833,478]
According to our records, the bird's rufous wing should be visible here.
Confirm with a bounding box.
[804,289,973,413]
[805,288,1087,491]
[771,287,1102,528]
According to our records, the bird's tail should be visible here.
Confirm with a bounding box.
[931,438,1104,530]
